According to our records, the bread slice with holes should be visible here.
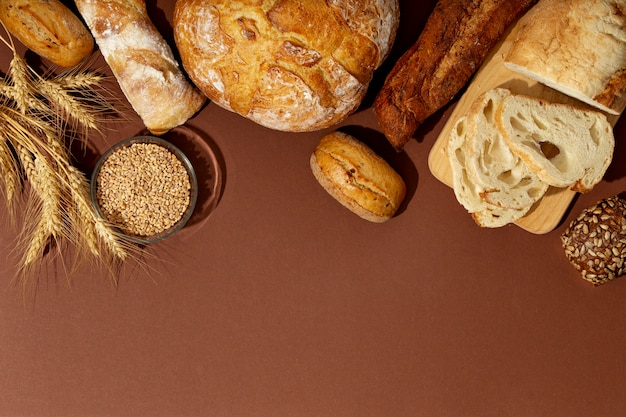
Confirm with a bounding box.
[447,116,533,228]
[463,88,549,209]
[494,93,615,192]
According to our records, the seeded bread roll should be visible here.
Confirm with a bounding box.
[561,195,626,285]
[173,0,399,132]
[310,131,406,223]
[0,0,94,67]
[75,0,206,135]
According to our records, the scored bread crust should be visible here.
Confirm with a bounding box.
[494,93,615,192]
[504,0,626,116]
[373,0,539,151]
[0,0,94,67]
[76,0,206,135]
[173,0,399,132]
[310,131,406,223]
[463,88,548,210]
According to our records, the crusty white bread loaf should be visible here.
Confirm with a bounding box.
[447,116,533,228]
[75,0,206,135]
[495,92,615,192]
[463,89,548,210]
[310,131,406,223]
[173,0,399,132]
[504,0,626,115]
[0,0,94,67]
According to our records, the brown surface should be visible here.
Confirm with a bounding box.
[1,1,626,416]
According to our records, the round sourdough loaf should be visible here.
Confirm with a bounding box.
[310,131,406,223]
[173,0,399,132]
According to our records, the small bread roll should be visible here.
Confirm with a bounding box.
[561,195,626,285]
[310,131,406,223]
[0,0,94,67]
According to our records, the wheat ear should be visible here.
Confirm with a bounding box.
[65,165,128,261]
[0,135,20,217]
[16,144,64,267]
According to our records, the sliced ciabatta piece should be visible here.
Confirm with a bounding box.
[447,116,532,228]
[463,88,549,209]
[495,93,614,192]
[504,0,626,116]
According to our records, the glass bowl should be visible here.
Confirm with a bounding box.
[90,136,199,244]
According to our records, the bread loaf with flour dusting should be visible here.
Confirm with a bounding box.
[75,0,206,135]
[504,0,626,116]
[173,0,399,132]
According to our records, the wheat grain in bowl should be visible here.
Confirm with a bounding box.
[90,136,198,244]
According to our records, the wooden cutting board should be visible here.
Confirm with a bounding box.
[427,18,621,234]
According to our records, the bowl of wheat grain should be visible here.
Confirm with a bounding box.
[90,136,198,244]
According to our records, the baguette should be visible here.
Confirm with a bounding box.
[0,0,94,67]
[75,0,206,135]
[373,0,538,151]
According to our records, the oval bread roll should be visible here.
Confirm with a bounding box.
[174,0,399,132]
[0,0,94,67]
[310,131,406,223]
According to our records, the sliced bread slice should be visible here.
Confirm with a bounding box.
[495,93,614,192]
[447,116,532,228]
[463,88,549,209]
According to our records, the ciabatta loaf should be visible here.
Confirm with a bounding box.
[463,89,548,210]
[447,116,533,228]
[310,131,406,223]
[0,0,94,67]
[174,0,399,132]
[504,0,626,115]
[76,0,206,135]
[495,93,614,192]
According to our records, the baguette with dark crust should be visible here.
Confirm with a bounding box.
[373,0,538,151]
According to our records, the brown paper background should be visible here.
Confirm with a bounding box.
[1,1,626,416]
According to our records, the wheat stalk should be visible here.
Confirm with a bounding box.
[0,30,133,284]
[0,136,20,218]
